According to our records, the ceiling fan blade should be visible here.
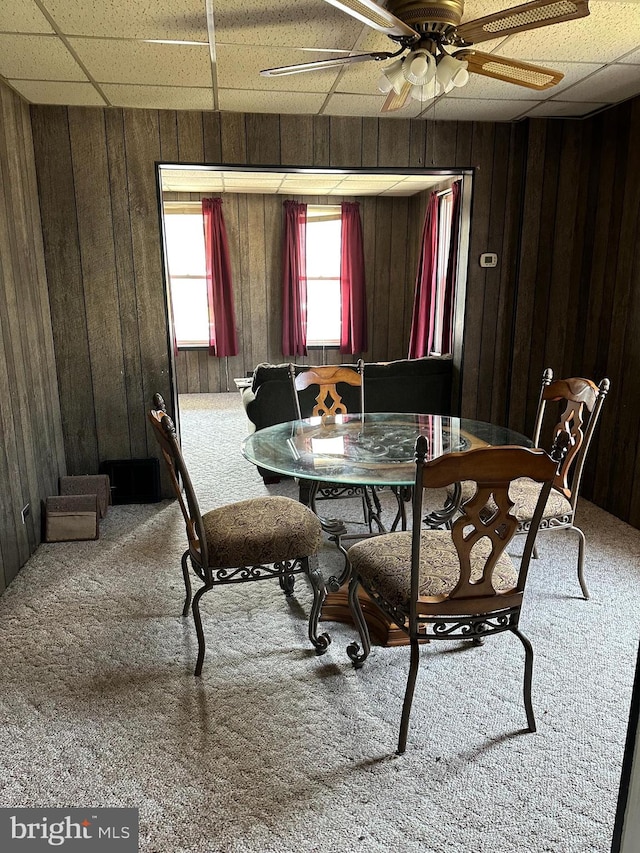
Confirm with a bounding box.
[456,50,564,89]
[260,51,394,77]
[456,0,589,45]
[381,82,412,112]
[322,0,420,39]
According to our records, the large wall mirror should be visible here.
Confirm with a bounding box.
[156,163,473,419]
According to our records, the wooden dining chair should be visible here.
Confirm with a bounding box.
[288,361,384,531]
[148,394,330,675]
[346,436,566,754]
[446,369,609,599]
[513,369,610,598]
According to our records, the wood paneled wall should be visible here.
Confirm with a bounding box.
[0,82,65,590]
[165,190,430,394]
[31,108,523,501]
[508,100,640,529]
[31,102,640,530]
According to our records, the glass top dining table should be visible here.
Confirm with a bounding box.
[242,412,533,487]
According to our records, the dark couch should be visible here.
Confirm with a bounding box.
[243,356,453,482]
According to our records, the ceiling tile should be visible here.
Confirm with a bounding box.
[492,2,640,64]
[323,92,422,118]
[217,89,327,113]
[338,174,406,183]
[8,79,107,105]
[524,100,609,117]
[69,38,211,86]
[213,0,363,49]
[619,46,640,64]
[0,4,54,33]
[215,43,341,91]
[43,0,207,40]
[0,33,87,80]
[551,63,640,103]
[336,58,394,96]
[222,170,286,180]
[420,97,531,121]
[101,83,214,110]
[281,177,340,189]
[224,175,281,188]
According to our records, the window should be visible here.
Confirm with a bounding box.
[163,205,208,347]
[432,190,454,356]
[305,205,342,347]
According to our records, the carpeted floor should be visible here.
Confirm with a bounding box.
[1,391,638,852]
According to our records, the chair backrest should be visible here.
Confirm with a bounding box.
[152,391,169,414]
[148,402,209,570]
[289,360,365,419]
[532,368,610,505]
[411,437,561,618]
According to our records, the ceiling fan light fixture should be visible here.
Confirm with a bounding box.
[403,50,435,86]
[436,54,470,90]
[409,79,437,102]
[380,58,407,95]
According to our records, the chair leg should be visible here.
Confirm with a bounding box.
[397,636,421,755]
[181,550,192,617]
[192,584,212,677]
[305,558,331,655]
[511,626,536,733]
[279,573,296,596]
[346,574,371,668]
[573,525,589,600]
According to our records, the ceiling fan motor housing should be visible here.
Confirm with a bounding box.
[387,0,465,27]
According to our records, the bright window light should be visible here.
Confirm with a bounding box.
[164,211,209,347]
[306,205,342,347]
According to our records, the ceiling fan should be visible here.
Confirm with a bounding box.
[260,0,590,112]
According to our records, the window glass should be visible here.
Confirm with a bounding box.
[306,205,341,346]
[164,211,209,346]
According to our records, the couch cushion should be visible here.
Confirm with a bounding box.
[364,356,452,414]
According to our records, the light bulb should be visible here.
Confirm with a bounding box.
[452,62,469,88]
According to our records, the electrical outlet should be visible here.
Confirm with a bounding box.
[21,503,30,523]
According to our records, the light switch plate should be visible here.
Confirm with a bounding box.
[480,252,498,268]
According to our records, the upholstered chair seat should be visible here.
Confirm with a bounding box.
[451,479,572,522]
[349,530,518,610]
[202,496,321,567]
[508,479,572,520]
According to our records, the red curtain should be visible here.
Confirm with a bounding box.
[282,200,308,356]
[441,180,462,356]
[340,202,368,355]
[408,191,439,359]
[202,197,238,357]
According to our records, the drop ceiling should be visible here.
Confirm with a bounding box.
[160,167,451,195]
[1,0,639,122]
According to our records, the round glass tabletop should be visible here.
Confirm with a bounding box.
[242,412,533,487]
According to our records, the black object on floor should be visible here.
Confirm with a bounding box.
[99,458,162,504]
